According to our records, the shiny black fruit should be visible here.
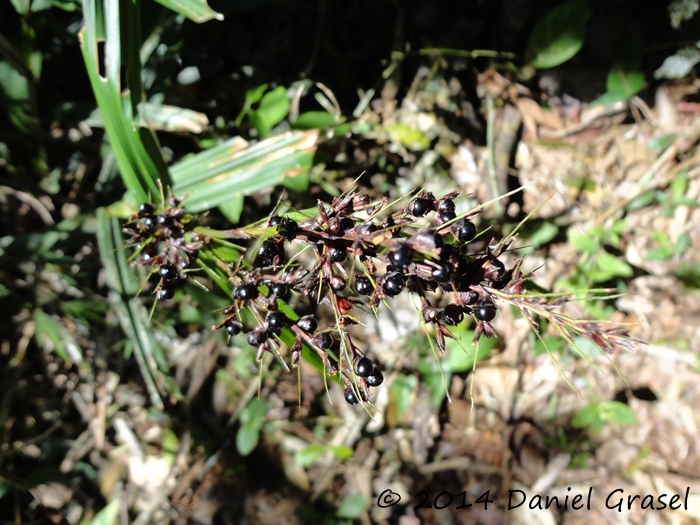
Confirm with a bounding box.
[329,244,348,263]
[278,218,298,240]
[234,284,258,301]
[355,357,374,378]
[313,332,333,350]
[353,275,373,296]
[365,371,384,387]
[247,329,268,346]
[408,197,432,217]
[225,320,243,336]
[474,302,497,322]
[268,215,282,227]
[382,272,404,296]
[270,282,288,297]
[159,264,177,280]
[431,262,452,283]
[456,220,476,242]
[389,245,413,268]
[259,240,278,262]
[344,387,360,405]
[296,315,318,334]
[138,203,155,216]
[157,285,175,300]
[267,311,288,331]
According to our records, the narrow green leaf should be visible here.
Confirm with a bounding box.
[152,0,223,22]
[292,111,338,130]
[525,0,591,69]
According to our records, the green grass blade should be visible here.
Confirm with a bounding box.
[152,0,223,23]
[80,0,170,202]
[171,130,319,212]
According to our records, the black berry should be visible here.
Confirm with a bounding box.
[296,315,318,334]
[344,387,360,405]
[143,216,157,229]
[330,276,346,292]
[408,197,431,217]
[339,217,355,232]
[313,332,333,350]
[234,284,258,301]
[366,371,384,387]
[267,311,288,330]
[438,199,456,214]
[438,209,456,223]
[442,304,464,326]
[138,203,155,216]
[157,215,173,227]
[389,245,413,268]
[225,320,243,336]
[474,302,497,322]
[355,358,374,378]
[353,275,373,296]
[382,272,404,296]
[259,240,279,262]
[329,244,348,263]
[247,329,268,346]
[270,282,288,297]
[159,264,177,280]
[157,285,175,300]
[278,218,298,240]
[269,215,282,227]
[456,220,477,243]
[431,262,452,283]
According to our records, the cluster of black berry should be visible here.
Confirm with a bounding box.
[130,188,522,406]
[123,198,202,301]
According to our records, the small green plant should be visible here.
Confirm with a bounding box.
[572,400,636,434]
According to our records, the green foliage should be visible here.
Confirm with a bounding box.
[594,67,644,106]
[236,399,269,456]
[572,401,636,434]
[79,499,120,525]
[525,0,591,69]
[336,494,367,519]
[295,444,353,467]
[151,0,223,23]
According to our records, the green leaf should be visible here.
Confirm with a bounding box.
[236,422,260,456]
[595,252,633,278]
[292,111,338,130]
[676,232,690,255]
[386,124,430,151]
[152,0,223,22]
[525,0,591,68]
[598,401,636,425]
[256,86,290,130]
[646,133,677,151]
[336,494,368,519]
[246,84,269,104]
[594,67,644,106]
[171,130,319,213]
[529,222,559,248]
[80,0,170,202]
[645,247,674,261]
[86,499,120,525]
[390,374,419,420]
[295,444,325,467]
[329,445,354,460]
[218,194,245,224]
[240,398,269,425]
[568,230,600,254]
